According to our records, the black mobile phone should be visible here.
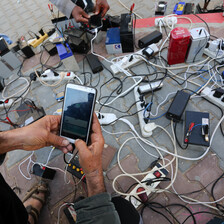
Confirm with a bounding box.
[89,14,102,30]
[60,83,97,144]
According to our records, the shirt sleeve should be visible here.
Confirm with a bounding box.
[73,192,121,224]
[49,0,76,18]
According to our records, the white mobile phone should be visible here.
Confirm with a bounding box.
[60,83,97,144]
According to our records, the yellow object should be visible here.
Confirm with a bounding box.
[81,171,84,174]
[76,168,80,172]
[68,163,71,167]
[30,33,48,48]
[72,165,76,169]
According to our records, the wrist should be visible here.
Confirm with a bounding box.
[85,168,106,197]
[0,129,25,154]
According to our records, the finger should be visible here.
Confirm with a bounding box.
[48,133,70,148]
[101,6,109,17]
[75,139,89,156]
[81,10,90,19]
[95,4,100,15]
[91,113,102,135]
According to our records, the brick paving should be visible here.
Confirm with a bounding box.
[0,0,224,224]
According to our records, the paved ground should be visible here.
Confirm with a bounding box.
[0,0,224,224]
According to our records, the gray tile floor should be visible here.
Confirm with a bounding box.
[0,0,224,223]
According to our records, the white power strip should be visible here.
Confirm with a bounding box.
[201,87,224,109]
[110,44,159,75]
[203,48,224,63]
[0,98,14,109]
[155,16,177,27]
[39,70,77,81]
[125,163,169,209]
[134,86,157,137]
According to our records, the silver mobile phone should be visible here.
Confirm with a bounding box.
[60,83,97,144]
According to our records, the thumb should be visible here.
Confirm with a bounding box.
[95,4,100,15]
[81,10,90,19]
[48,133,70,148]
[75,139,89,155]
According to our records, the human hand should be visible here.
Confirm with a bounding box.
[75,113,104,174]
[95,0,110,17]
[20,115,73,153]
[72,5,90,23]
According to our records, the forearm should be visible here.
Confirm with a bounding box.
[0,129,24,154]
[85,169,106,197]
[49,0,76,18]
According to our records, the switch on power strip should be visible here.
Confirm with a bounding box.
[201,87,224,109]
[125,163,169,209]
[0,98,14,109]
[110,44,159,75]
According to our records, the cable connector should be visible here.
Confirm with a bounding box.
[143,122,157,135]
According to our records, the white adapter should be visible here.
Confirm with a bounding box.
[155,17,177,27]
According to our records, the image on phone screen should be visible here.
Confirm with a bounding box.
[60,84,96,143]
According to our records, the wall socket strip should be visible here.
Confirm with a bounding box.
[0,99,14,109]
[38,70,76,82]
[125,163,169,209]
[154,16,177,27]
[110,44,159,75]
[201,87,224,109]
[203,48,224,63]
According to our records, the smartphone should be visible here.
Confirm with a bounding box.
[60,83,97,144]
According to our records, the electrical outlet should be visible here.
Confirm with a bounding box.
[201,87,224,109]
[125,163,169,209]
[203,48,224,63]
[110,44,159,75]
[38,70,77,81]
[155,16,177,27]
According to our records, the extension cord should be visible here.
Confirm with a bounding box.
[39,69,76,81]
[201,87,224,109]
[110,44,159,75]
[203,48,224,63]
[134,86,156,137]
[125,163,169,209]
[96,112,117,125]
[0,98,14,109]
[155,16,177,27]
[29,33,48,48]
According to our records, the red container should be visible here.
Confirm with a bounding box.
[167,27,191,65]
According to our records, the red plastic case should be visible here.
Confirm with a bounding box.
[167,27,191,65]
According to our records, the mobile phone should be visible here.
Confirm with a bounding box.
[89,14,102,29]
[60,83,97,144]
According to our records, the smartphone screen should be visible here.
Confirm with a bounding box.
[60,84,96,143]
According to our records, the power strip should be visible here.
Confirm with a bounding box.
[125,163,169,209]
[155,16,177,27]
[203,48,224,63]
[38,69,77,81]
[110,44,159,75]
[0,98,14,109]
[96,112,117,125]
[201,87,224,109]
[134,86,162,137]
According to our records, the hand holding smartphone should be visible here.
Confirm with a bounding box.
[60,83,97,144]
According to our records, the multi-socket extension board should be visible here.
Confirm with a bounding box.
[134,81,163,137]
[125,163,169,209]
[0,99,14,109]
[201,87,224,109]
[110,44,159,75]
[38,69,76,81]
[203,48,224,63]
[154,16,177,27]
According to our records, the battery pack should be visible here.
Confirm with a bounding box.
[166,90,190,122]
[86,53,103,74]
[167,27,191,65]
[186,27,209,63]
[138,30,162,49]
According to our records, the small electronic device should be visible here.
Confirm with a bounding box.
[155,1,167,15]
[166,90,190,122]
[173,2,185,15]
[138,30,162,49]
[86,53,103,74]
[32,164,56,180]
[89,14,102,30]
[60,83,97,144]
